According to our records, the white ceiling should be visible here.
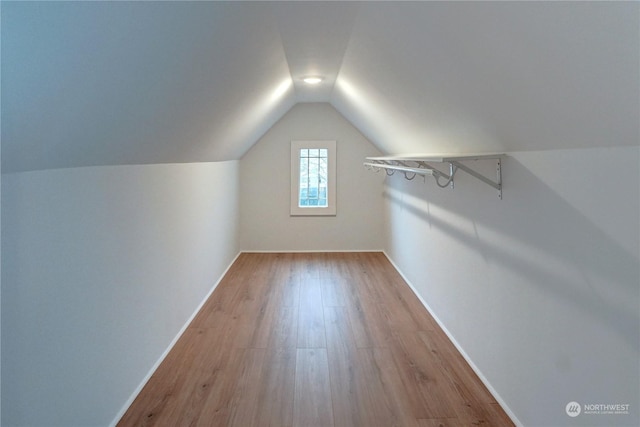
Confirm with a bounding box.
[2,1,638,173]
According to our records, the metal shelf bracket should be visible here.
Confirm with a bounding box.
[450,158,502,199]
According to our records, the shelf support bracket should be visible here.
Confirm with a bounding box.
[450,159,502,199]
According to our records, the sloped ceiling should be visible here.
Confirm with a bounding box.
[2,1,638,173]
[332,1,639,155]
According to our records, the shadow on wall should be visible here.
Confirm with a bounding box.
[383,156,639,353]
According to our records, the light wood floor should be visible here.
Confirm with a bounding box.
[118,252,513,427]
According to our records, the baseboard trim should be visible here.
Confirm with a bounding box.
[240,249,385,253]
[109,251,242,427]
[382,251,523,427]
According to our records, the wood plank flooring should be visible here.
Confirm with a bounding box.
[118,252,514,427]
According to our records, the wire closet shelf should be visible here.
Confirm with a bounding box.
[364,153,505,199]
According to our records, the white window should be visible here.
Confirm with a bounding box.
[290,140,336,216]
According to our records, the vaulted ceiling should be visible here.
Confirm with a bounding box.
[2,1,638,173]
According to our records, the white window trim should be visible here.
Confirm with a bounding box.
[290,140,337,216]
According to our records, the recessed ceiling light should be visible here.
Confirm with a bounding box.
[303,77,323,85]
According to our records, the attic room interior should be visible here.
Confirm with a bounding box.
[1,1,638,426]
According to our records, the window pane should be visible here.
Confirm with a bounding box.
[319,158,327,182]
[290,141,336,216]
[310,157,319,177]
[296,143,332,209]
[299,158,308,184]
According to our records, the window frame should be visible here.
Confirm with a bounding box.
[290,140,337,216]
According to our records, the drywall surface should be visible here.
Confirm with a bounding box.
[0,127,2,424]
[240,103,385,251]
[333,2,639,156]
[6,2,637,173]
[2,1,295,173]
[1,161,239,426]
[384,146,639,426]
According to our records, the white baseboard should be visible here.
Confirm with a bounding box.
[240,249,385,253]
[382,251,523,427]
[109,251,242,427]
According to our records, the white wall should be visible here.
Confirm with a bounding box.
[384,146,639,426]
[1,124,3,424]
[1,161,240,426]
[240,103,385,251]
